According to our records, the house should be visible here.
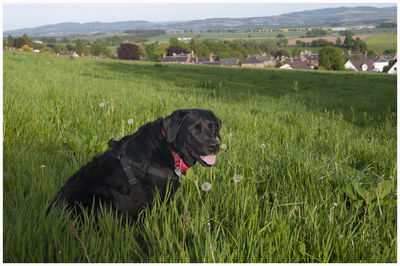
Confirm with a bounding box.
[161,51,195,64]
[242,53,274,68]
[280,61,314,70]
[220,58,240,66]
[344,59,374,72]
[373,57,389,72]
[386,59,397,74]
[195,52,219,64]
[300,51,319,66]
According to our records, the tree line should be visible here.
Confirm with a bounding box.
[5,32,396,72]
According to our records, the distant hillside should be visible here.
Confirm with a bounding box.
[4,6,396,37]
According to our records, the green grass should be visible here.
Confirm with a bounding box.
[364,33,397,54]
[3,51,397,263]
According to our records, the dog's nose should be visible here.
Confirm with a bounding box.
[208,141,219,153]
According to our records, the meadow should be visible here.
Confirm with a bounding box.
[364,33,397,54]
[3,51,397,262]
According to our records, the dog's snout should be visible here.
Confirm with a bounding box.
[208,141,219,153]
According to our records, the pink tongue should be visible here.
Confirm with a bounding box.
[200,155,216,165]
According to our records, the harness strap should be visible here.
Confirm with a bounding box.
[118,154,139,185]
[108,138,178,186]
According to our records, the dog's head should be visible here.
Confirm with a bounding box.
[163,109,222,167]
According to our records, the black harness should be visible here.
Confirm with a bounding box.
[107,138,179,185]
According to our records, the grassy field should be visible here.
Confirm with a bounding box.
[364,33,397,54]
[3,51,397,263]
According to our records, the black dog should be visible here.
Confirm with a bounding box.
[47,109,222,221]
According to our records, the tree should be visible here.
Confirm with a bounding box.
[75,39,88,56]
[90,40,113,58]
[22,33,32,46]
[151,42,169,62]
[276,33,285,39]
[383,49,396,55]
[15,37,26,48]
[117,43,140,60]
[62,37,70,43]
[277,38,288,47]
[7,35,14,47]
[318,46,345,70]
[166,45,188,56]
[295,40,306,47]
[354,37,367,53]
[53,44,67,53]
[291,48,300,57]
[335,37,342,47]
[189,38,209,57]
[344,34,355,48]
[367,50,376,58]
[274,49,289,59]
[111,35,122,46]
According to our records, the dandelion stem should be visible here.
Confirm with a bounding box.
[208,222,216,263]
[67,221,91,263]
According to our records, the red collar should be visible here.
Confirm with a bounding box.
[162,129,190,173]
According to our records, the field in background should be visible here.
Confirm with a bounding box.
[3,51,397,263]
[364,33,397,54]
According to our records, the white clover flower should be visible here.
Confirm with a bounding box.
[227,133,232,138]
[127,118,133,125]
[99,102,105,108]
[260,144,266,149]
[201,182,212,192]
[333,202,338,208]
[220,143,227,150]
[233,175,243,183]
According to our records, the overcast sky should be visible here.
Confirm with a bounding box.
[3,2,397,31]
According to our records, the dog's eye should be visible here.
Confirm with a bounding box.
[209,123,216,133]
[190,124,201,134]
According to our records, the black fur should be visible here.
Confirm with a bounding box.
[47,109,222,222]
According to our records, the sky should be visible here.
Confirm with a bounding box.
[3,2,397,31]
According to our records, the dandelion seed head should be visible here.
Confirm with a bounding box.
[227,133,233,138]
[127,119,133,125]
[41,165,46,169]
[339,234,343,239]
[99,102,105,108]
[220,144,227,150]
[333,202,338,208]
[110,98,114,102]
[233,174,243,183]
[260,144,266,149]
[201,182,212,192]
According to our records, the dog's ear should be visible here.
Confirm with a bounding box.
[162,110,190,143]
[207,110,222,141]
[215,116,222,141]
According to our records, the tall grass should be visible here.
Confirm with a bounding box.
[3,51,397,262]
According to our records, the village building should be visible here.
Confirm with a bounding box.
[386,59,397,74]
[161,51,196,64]
[220,58,240,66]
[344,58,375,72]
[373,57,389,72]
[195,53,220,64]
[242,53,275,68]
[300,50,319,66]
[280,61,314,70]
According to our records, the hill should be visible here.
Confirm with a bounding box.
[4,6,396,36]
